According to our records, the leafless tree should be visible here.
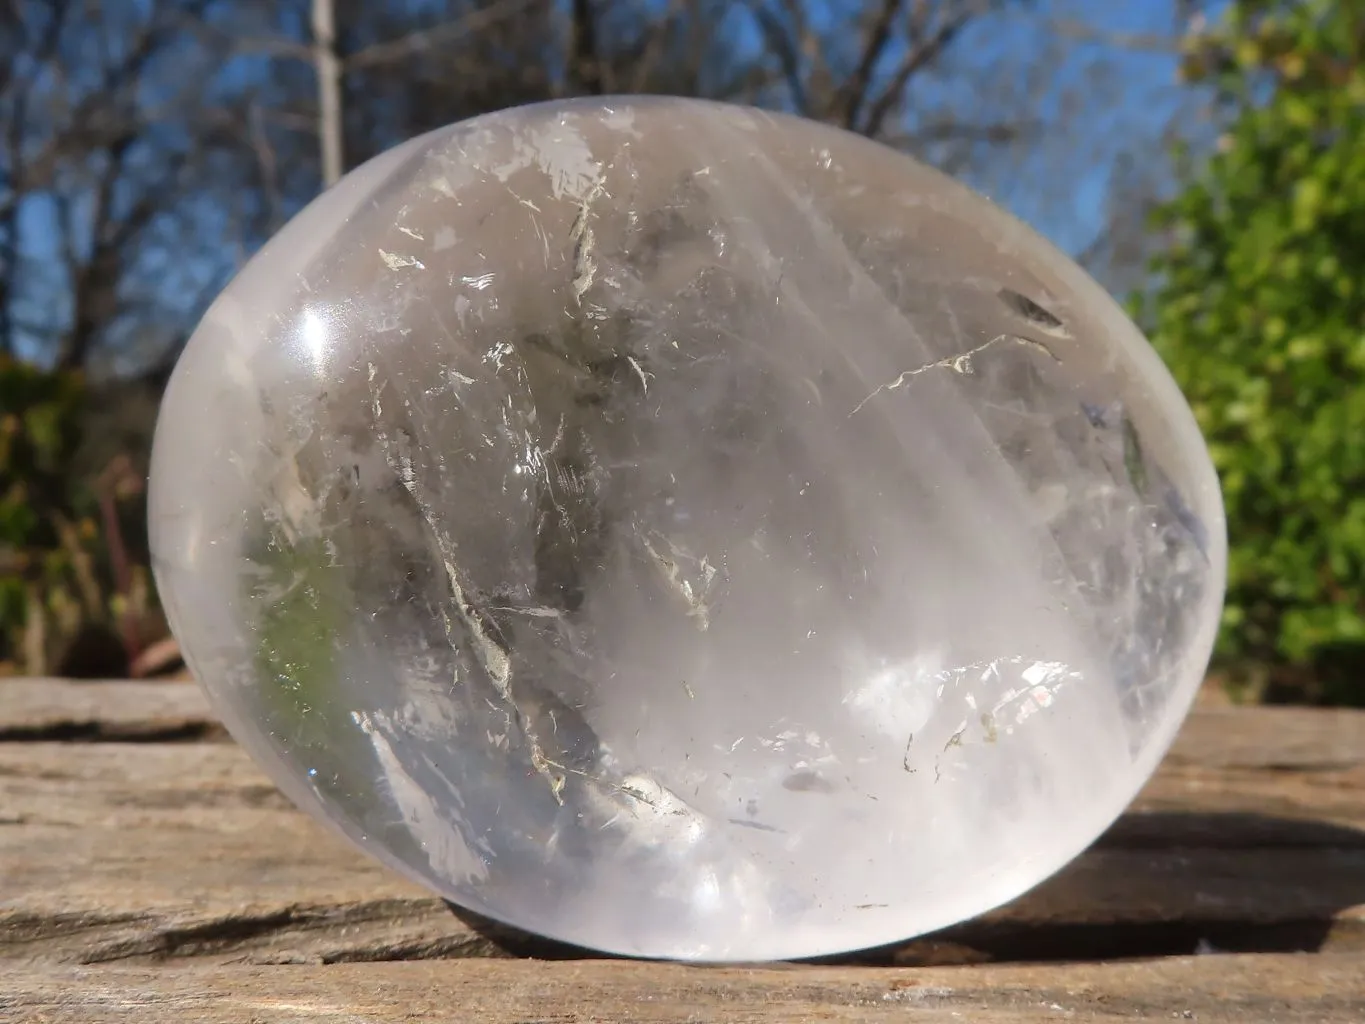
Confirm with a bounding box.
[1025,0,1226,293]
[2,0,1238,382]
[0,0,1081,379]
[0,0,276,377]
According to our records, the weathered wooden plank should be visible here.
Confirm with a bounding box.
[3,952,1362,1023]
[0,679,223,742]
[1177,705,1365,770]
[3,732,1363,967]
[0,740,472,965]
[3,685,1364,965]
[2,686,1362,1021]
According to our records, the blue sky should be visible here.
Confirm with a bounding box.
[8,0,1225,368]
[969,0,1219,256]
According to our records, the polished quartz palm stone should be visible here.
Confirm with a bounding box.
[148,96,1226,961]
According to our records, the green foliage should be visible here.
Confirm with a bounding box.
[0,355,154,676]
[1139,0,1365,704]
[239,515,405,854]
[246,526,380,803]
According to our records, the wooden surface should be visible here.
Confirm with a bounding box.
[2,678,1363,1022]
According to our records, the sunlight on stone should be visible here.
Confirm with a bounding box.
[148,96,1225,962]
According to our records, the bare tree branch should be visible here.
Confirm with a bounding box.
[342,0,539,71]
[248,103,284,231]
[906,116,1040,146]
[746,0,811,115]
[172,15,313,62]
[861,2,979,139]
[59,142,195,371]
[0,0,250,372]
[835,0,905,129]
[628,0,688,94]
[41,3,208,368]
[312,0,344,187]
[570,0,606,94]
[1043,15,1183,53]
[2,1,82,353]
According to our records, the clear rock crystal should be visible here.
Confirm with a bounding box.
[148,96,1226,961]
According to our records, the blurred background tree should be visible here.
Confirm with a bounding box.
[11,0,1361,708]
[1140,0,1365,706]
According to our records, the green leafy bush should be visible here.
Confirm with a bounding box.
[0,355,156,676]
[1138,0,1365,704]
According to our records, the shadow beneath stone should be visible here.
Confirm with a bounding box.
[1094,809,1365,850]
[442,902,622,961]
[828,811,1365,966]
[444,812,1365,966]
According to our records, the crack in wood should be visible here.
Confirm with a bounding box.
[0,720,227,744]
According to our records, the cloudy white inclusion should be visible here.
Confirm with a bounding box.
[842,650,946,740]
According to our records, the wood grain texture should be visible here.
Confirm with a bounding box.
[2,682,1363,1022]
[3,953,1363,1022]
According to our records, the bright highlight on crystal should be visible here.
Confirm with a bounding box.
[148,96,1226,962]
